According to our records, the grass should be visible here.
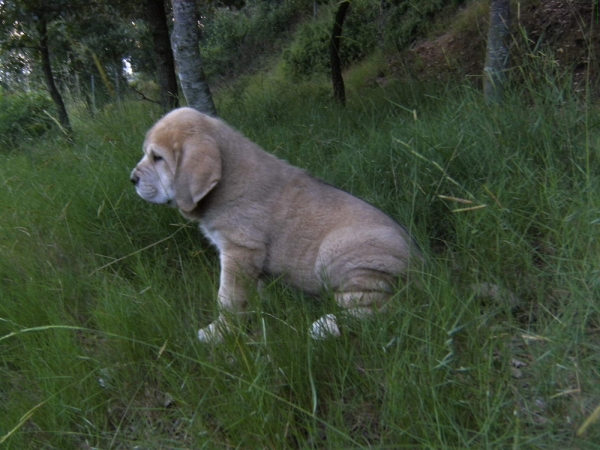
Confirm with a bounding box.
[1,65,600,448]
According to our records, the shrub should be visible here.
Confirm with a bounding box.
[283,19,331,77]
[0,89,54,149]
[202,0,309,80]
[383,0,465,51]
[283,0,379,78]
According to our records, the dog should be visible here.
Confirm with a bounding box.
[130,107,421,341]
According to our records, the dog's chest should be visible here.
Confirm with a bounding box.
[200,225,224,252]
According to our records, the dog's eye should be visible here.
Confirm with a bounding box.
[152,153,163,162]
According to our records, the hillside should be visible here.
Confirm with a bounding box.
[386,0,598,91]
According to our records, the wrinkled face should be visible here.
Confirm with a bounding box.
[130,108,223,213]
[130,141,176,207]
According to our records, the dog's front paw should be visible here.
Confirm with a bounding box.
[198,321,227,343]
[310,314,341,340]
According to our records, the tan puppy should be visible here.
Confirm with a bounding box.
[131,107,420,341]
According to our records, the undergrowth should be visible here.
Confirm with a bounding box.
[1,59,599,448]
[0,89,55,148]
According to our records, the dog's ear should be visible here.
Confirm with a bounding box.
[174,137,222,212]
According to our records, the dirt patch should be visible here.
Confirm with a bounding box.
[389,0,599,87]
[519,0,599,88]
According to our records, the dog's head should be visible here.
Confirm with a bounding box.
[130,108,222,212]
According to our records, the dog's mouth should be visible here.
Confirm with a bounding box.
[133,182,174,207]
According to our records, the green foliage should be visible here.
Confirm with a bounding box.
[202,0,310,80]
[283,0,379,78]
[0,0,135,97]
[383,0,465,51]
[283,18,331,76]
[281,0,464,79]
[0,89,54,148]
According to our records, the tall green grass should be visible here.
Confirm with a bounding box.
[1,67,599,448]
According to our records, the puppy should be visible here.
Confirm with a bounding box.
[131,107,420,341]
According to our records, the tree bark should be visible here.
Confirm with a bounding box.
[146,0,179,112]
[483,0,510,104]
[330,0,350,106]
[170,0,217,116]
[37,15,72,136]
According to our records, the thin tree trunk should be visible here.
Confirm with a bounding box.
[171,0,217,116]
[377,0,390,49]
[37,15,72,135]
[146,0,179,112]
[483,0,510,104]
[330,0,350,106]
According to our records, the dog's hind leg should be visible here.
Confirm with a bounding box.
[309,291,391,340]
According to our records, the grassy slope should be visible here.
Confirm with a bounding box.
[2,53,600,450]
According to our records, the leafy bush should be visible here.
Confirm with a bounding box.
[383,0,465,51]
[0,89,54,149]
[283,19,331,76]
[283,0,379,78]
[202,0,309,80]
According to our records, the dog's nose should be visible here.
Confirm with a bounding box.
[130,173,139,186]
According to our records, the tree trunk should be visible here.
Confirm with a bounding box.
[170,0,217,116]
[37,15,72,136]
[330,0,350,106]
[483,0,510,104]
[377,0,390,49]
[146,0,179,112]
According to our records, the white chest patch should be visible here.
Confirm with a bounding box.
[200,226,224,253]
